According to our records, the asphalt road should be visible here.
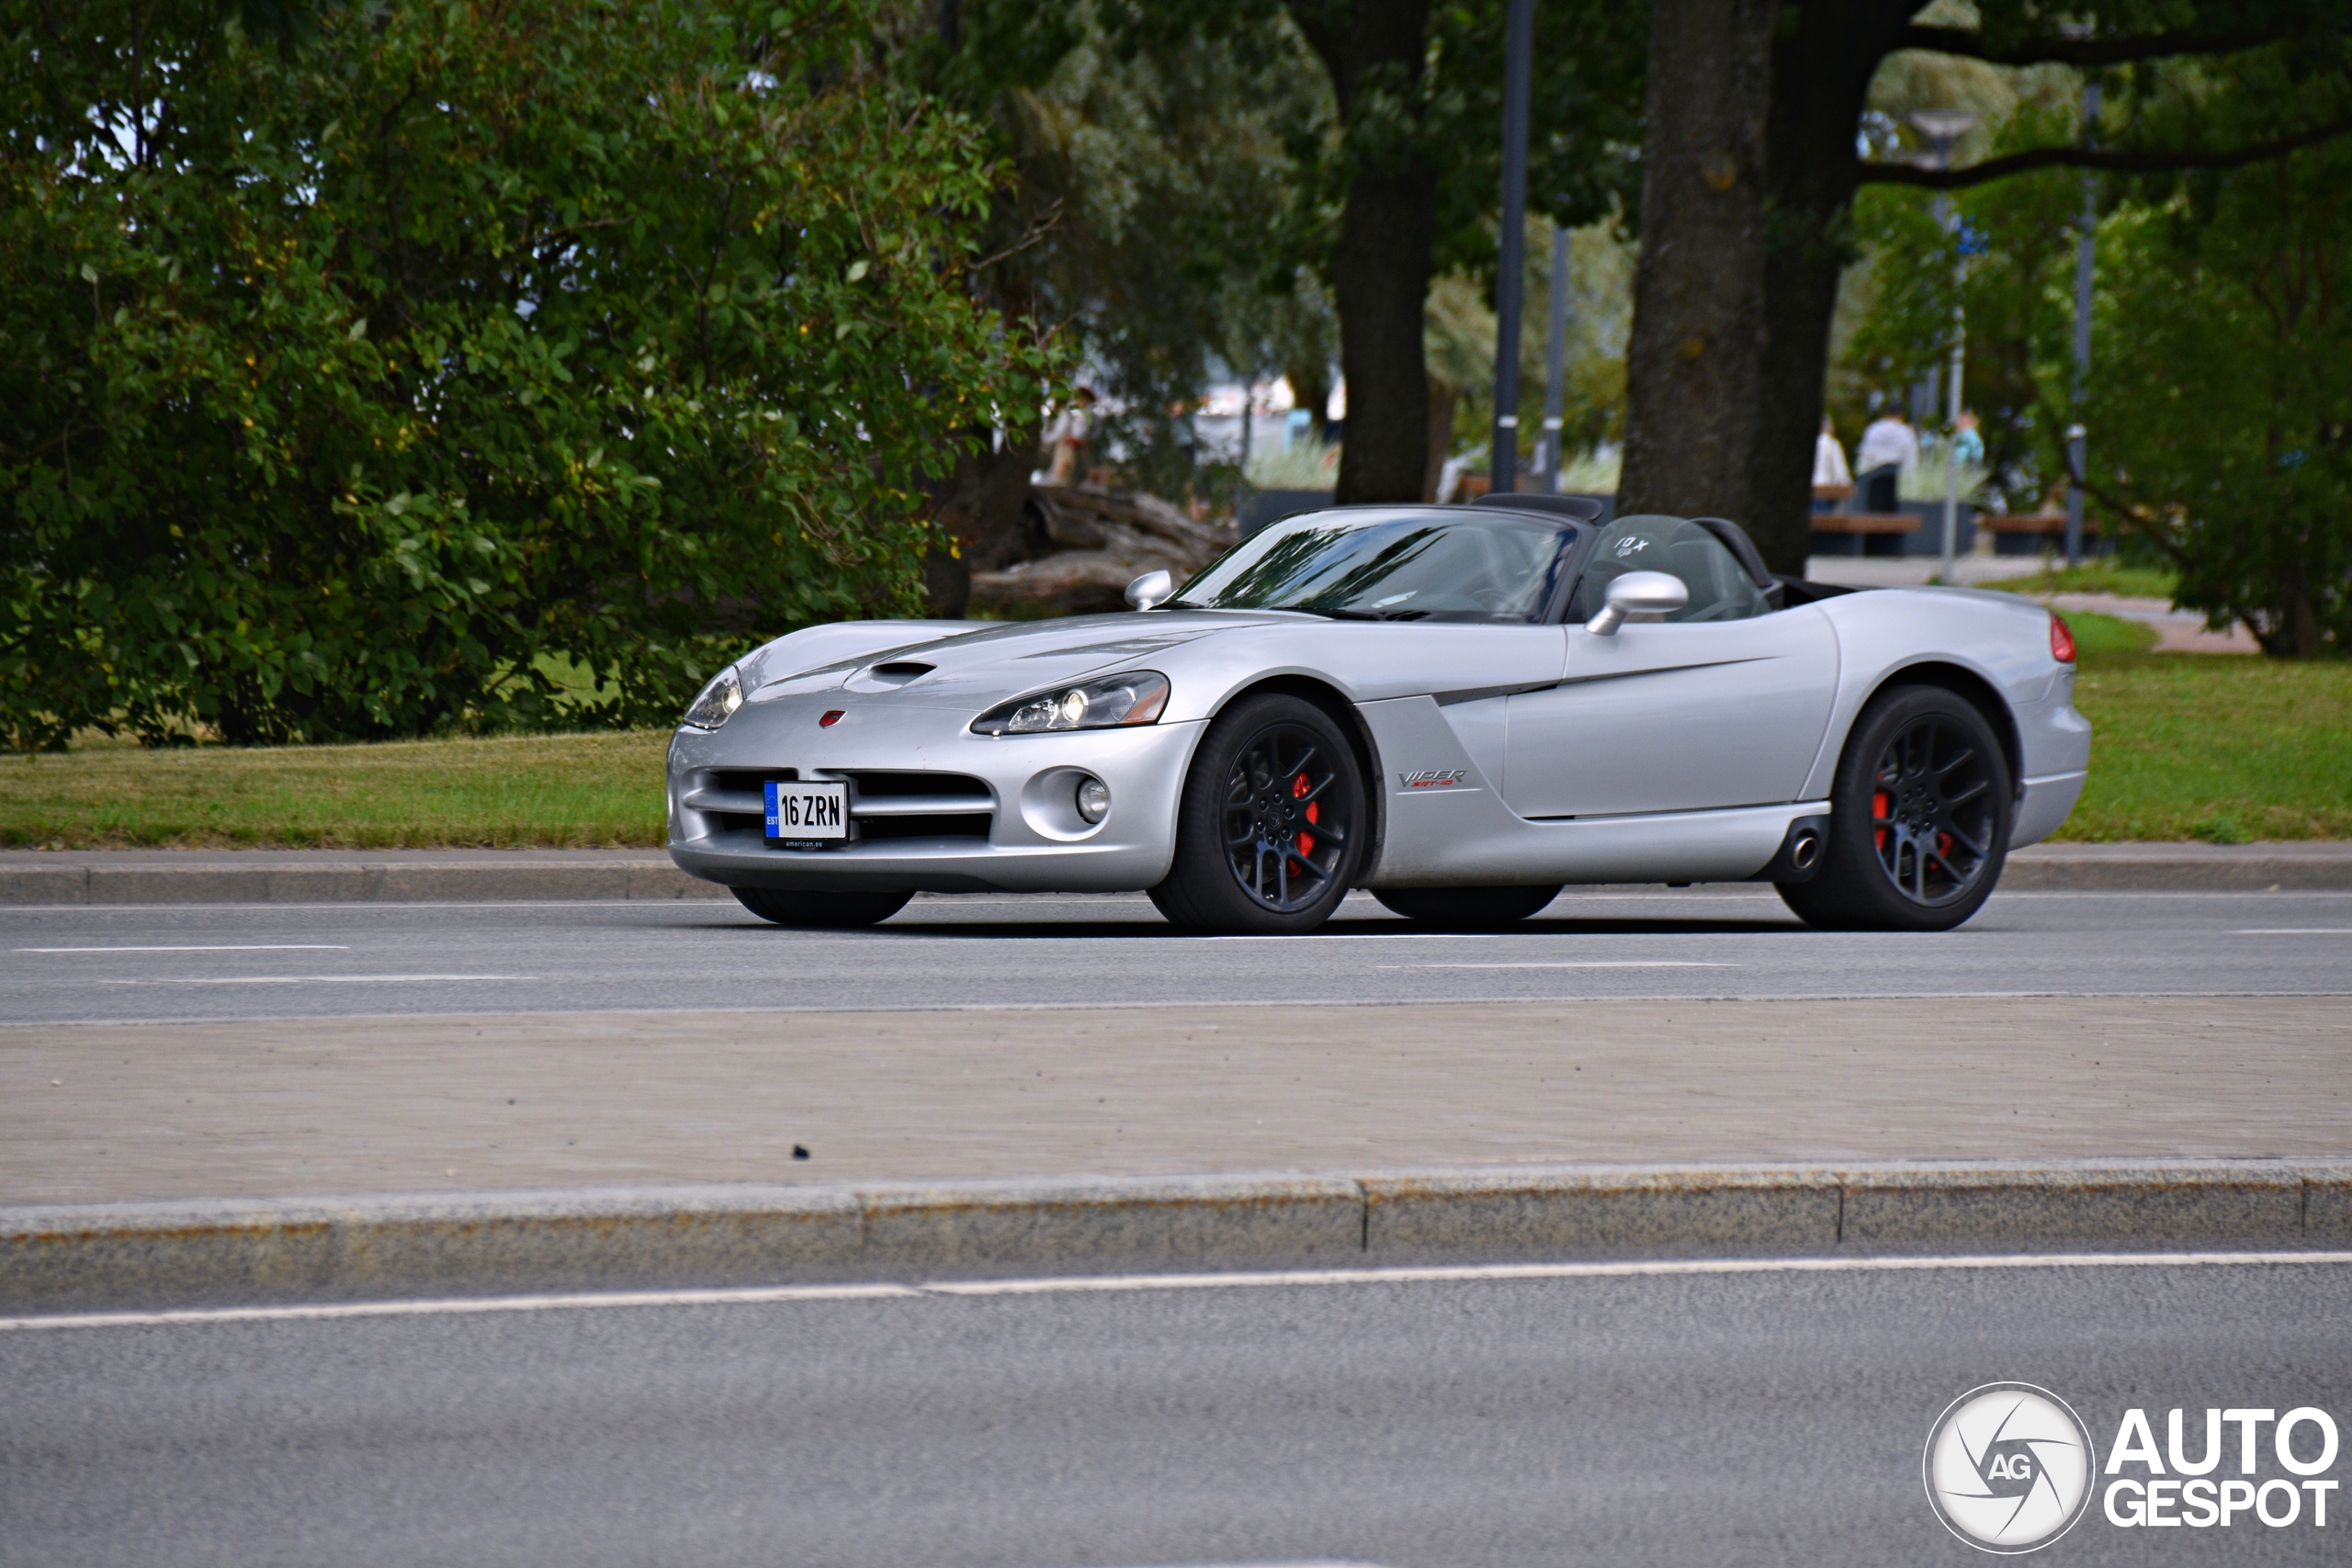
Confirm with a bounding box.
[6,1254,2347,1568]
[3,886,2347,1024]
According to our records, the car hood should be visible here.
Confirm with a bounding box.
[740,610,1293,711]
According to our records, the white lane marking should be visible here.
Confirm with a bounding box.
[2233,929,2352,935]
[1379,961,1735,970]
[0,1282,917,1331]
[17,944,351,953]
[97,975,537,986]
[6,1250,2346,1333]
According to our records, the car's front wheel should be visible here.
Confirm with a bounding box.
[732,887,912,929]
[1778,683,2013,932]
[1149,694,1367,934]
[1372,886,1563,930]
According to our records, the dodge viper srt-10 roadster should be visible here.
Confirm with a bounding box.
[667,495,2089,934]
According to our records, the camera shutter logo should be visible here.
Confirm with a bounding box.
[1924,1382,2098,1553]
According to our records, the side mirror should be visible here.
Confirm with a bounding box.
[1585,570,1688,635]
[1125,570,1174,611]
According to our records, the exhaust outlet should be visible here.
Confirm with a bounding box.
[1750,815,1832,885]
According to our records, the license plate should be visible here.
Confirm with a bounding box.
[764,779,848,844]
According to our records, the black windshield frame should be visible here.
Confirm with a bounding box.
[1172,505,1595,625]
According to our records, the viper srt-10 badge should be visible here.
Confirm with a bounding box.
[1399,769,1468,789]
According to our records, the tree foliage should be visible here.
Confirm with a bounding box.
[1840,43,2351,658]
[2085,139,2352,657]
[0,0,1061,749]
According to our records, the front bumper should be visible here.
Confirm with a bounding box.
[666,694,1204,894]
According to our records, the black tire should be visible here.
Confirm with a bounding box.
[731,886,912,929]
[1778,683,2014,932]
[1372,885,1562,930]
[1148,693,1367,934]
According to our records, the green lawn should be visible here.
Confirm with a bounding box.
[0,731,669,849]
[1980,561,2181,599]
[3,638,2344,847]
[2055,609,2158,658]
[2062,646,2352,842]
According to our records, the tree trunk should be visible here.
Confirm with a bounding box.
[1295,0,1438,506]
[1743,0,1918,574]
[1330,163,1437,502]
[1286,355,1332,446]
[1424,373,1458,500]
[1617,0,1917,573]
[1616,0,1779,524]
[923,427,1044,617]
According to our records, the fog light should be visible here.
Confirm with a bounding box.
[1075,776,1112,824]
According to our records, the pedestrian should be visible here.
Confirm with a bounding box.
[1046,387,1097,486]
[1813,416,1851,487]
[1951,410,1984,468]
[1857,408,1919,477]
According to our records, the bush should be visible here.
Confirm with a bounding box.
[0,0,1064,748]
[2082,140,2352,659]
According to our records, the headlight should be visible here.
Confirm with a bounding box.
[971,671,1170,736]
[679,666,743,730]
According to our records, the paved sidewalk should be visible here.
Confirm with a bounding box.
[1804,556,2257,651]
[7,996,2346,1207]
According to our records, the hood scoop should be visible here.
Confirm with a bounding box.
[846,660,936,693]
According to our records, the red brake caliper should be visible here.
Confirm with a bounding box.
[1872,788,1891,853]
[1293,772,1316,859]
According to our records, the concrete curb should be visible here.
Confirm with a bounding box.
[3,843,2349,905]
[7,1161,2348,1312]
[0,850,725,906]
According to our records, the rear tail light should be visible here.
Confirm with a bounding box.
[2049,612,2076,664]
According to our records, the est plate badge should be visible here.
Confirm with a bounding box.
[764,779,848,844]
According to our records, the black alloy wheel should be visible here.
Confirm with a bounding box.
[1373,885,1563,930]
[1150,694,1366,934]
[732,886,913,929]
[1779,684,2013,933]
[1870,713,1999,904]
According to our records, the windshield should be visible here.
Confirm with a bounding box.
[1173,508,1578,622]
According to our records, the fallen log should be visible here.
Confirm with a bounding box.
[969,486,1238,618]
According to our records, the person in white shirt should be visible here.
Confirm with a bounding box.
[1856,410,1919,477]
[1813,416,1851,487]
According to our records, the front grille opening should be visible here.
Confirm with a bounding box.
[842,771,990,799]
[713,812,765,834]
[855,814,990,840]
[708,768,792,795]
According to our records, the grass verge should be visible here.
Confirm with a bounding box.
[2062,648,2352,841]
[1980,561,2181,599]
[0,731,668,849]
[4,637,2344,848]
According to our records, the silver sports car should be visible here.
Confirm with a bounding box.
[667,497,2090,934]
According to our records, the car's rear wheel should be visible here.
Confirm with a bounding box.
[1149,694,1366,934]
[1372,886,1562,930]
[1778,684,2013,932]
[731,886,912,929]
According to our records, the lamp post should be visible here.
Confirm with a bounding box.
[1488,0,1534,495]
[1912,109,1978,581]
[2065,80,2101,570]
